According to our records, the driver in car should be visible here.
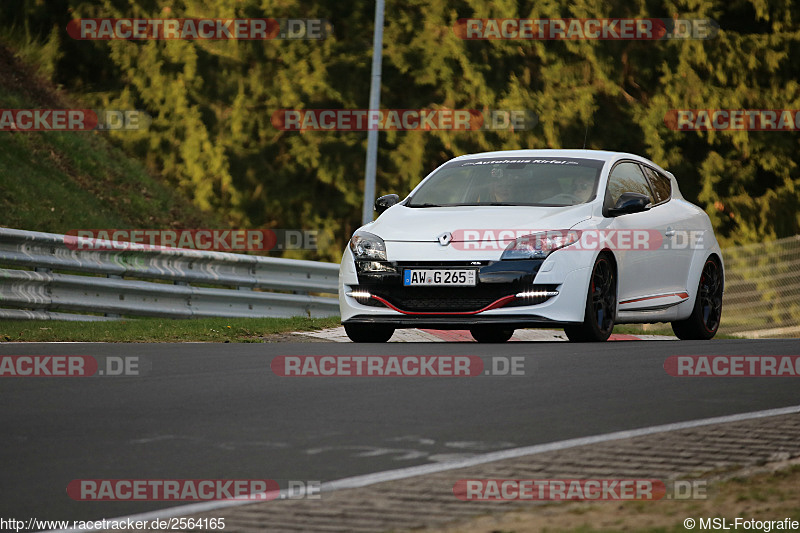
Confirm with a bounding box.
[490,168,527,203]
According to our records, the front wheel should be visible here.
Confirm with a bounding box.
[564,254,616,342]
[343,324,395,343]
[470,326,514,343]
[671,258,723,340]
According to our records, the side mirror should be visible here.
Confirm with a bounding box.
[374,194,400,214]
[608,192,651,216]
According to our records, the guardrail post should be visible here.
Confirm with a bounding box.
[33,266,52,313]
[104,274,122,317]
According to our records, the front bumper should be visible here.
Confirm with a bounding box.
[339,247,594,327]
[342,314,572,329]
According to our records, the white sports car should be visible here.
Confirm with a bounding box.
[339,149,724,343]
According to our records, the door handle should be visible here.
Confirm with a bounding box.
[665,227,676,237]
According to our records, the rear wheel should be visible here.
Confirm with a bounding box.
[343,324,395,343]
[470,326,514,343]
[564,254,616,342]
[671,258,723,340]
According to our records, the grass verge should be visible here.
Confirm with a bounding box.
[0,42,221,234]
[0,316,341,343]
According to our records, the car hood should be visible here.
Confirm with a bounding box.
[365,204,594,242]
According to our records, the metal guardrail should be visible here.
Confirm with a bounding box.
[3,226,798,336]
[0,228,340,320]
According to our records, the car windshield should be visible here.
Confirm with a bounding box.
[406,157,604,207]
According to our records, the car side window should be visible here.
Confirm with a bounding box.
[604,162,654,210]
[641,166,672,204]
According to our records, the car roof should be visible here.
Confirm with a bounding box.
[453,149,650,164]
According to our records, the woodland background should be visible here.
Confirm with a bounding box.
[1,0,798,261]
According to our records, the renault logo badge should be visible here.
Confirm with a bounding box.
[437,232,452,246]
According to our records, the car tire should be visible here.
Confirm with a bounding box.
[470,326,514,343]
[343,324,395,343]
[564,253,616,342]
[671,257,723,340]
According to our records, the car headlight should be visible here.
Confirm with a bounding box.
[500,230,579,260]
[349,230,387,261]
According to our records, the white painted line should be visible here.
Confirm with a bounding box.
[48,403,800,532]
[322,403,800,490]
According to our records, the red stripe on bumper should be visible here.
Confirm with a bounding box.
[369,294,517,315]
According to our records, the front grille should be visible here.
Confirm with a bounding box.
[389,295,500,312]
[395,260,491,268]
[351,259,555,313]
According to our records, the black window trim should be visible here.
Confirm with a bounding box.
[637,163,672,207]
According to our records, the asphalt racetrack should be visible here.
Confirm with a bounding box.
[2,338,799,526]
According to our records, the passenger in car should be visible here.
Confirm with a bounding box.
[570,174,595,202]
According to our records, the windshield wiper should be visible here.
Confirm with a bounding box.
[409,203,444,208]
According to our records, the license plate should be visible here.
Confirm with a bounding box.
[403,269,476,286]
